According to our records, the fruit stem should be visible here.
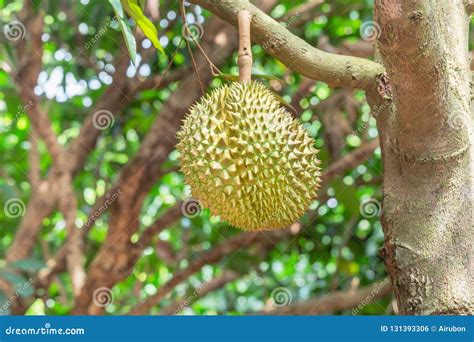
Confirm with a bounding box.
[237,9,253,83]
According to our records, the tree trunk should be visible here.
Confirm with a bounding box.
[374,0,474,314]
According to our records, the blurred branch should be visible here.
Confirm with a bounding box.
[290,77,316,115]
[28,129,40,186]
[136,203,183,248]
[133,66,191,91]
[58,174,85,298]
[259,278,391,315]
[285,0,322,19]
[283,0,323,27]
[321,139,379,183]
[318,35,374,59]
[159,270,241,315]
[467,1,474,13]
[190,0,384,91]
[14,9,64,163]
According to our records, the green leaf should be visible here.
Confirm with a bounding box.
[109,0,137,63]
[9,258,46,273]
[120,0,165,55]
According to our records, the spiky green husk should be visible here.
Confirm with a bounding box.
[176,81,320,231]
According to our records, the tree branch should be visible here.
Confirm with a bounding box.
[321,139,379,183]
[259,278,391,315]
[58,174,85,297]
[159,270,241,315]
[190,0,384,91]
[28,129,40,186]
[15,10,64,163]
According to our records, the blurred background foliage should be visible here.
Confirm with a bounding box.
[2,0,471,315]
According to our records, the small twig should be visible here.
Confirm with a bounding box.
[237,10,253,83]
[179,0,205,94]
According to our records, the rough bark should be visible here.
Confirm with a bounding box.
[374,0,474,314]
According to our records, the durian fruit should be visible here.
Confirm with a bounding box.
[176,81,320,231]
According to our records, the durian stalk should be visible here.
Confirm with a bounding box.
[237,10,252,83]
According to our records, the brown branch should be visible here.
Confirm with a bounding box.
[28,129,40,186]
[136,203,183,248]
[290,77,316,114]
[159,270,241,315]
[321,139,379,183]
[190,0,384,91]
[133,67,191,92]
[283,0,323,27]
[57,174,85,297]
[318,35,374,59]
[467,1,474,13]
[259,278,391,315]
[14,10,64,163]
